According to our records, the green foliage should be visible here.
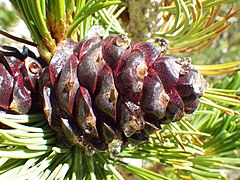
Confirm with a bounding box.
[0,2,18,31]
[0,0,240,179]
[179,22,240,65]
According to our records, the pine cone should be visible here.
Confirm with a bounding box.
[38,34,207,154]
[0,46,43,114]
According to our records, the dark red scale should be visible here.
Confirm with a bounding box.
[0,64,14,110]
[49,39,77,86]
[10,74,31,114]
[115,49,147,104]
[141,69,169,122]
[152,55,181,91]
[55,55,80,115]
[132,41,160,67]
[74,86,98,138]
[102,35,131,71]
[77,43,105,96]
[94,64,118,122]
[176,67,205,105]
[165,87,184,121]
[117,97,145,137]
